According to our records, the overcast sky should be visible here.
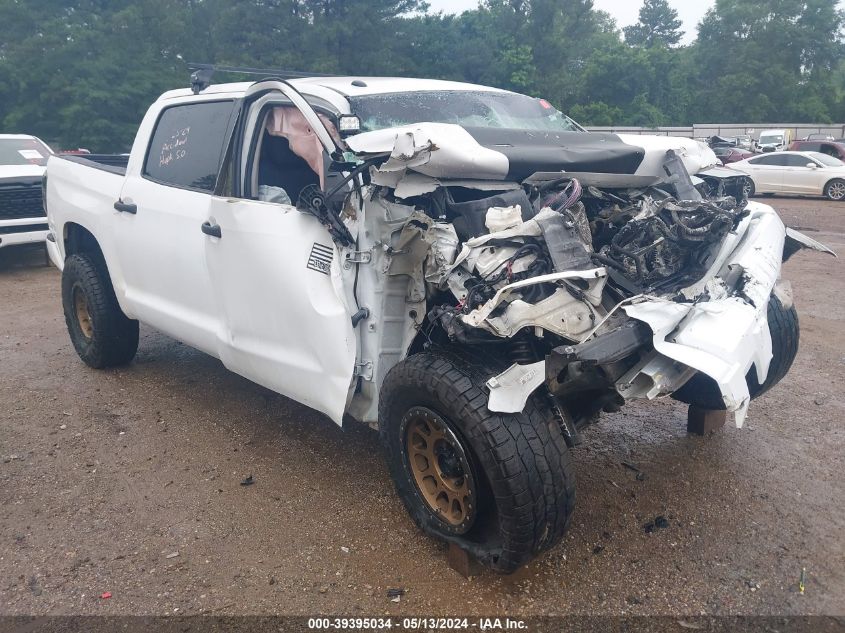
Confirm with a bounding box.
[423,0,716,44]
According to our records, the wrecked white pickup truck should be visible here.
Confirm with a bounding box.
[45,73,834,573]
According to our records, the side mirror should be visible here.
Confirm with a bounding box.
[806,162,818,169]
[337,115,362,137]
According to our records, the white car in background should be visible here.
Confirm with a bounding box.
[731,151,845,201]
[0,134,53,250]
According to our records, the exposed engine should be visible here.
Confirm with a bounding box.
[343,155,753,429]
[330,138,812,430]
[409,160,749,351]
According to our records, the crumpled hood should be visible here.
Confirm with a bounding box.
[618,134,719,178]
[347,124,718,188]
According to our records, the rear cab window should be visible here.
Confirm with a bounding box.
[143,101,236,192]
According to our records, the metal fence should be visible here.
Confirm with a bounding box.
[588,123,845,141]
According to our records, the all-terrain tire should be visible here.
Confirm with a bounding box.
[62,253,139,368]
[823,179,845,201]
[379,350,575,573]
[671,294,799,410]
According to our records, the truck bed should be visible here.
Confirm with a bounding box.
[45,155,127,270]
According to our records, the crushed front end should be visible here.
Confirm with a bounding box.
[327,124,834,430]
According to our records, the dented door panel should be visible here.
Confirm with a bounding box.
[206,197,356,425]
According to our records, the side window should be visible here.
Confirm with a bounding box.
[748,156,774,165]
[785,154,813,167]
[750,155,785,166]
[144,101,235,192]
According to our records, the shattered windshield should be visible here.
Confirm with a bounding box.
[349,91,586,133]
[0,138,52,166]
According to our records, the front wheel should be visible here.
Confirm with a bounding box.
[824,179,845,201]
[379,351,575,573]
[62,253,139,368]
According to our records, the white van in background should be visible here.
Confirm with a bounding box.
[757,129,793,153]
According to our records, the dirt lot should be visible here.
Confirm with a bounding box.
[1,197,843,617]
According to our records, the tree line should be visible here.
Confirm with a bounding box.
[1,0,843,151]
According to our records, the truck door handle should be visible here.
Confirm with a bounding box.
[114,200,137,214]
[201,221,222,238]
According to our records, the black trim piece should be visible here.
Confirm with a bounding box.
[0,180,45,220]
[0,222,48,235]
[56,155,127,176]
[113,200,137,214]
[201,221,222,238]
[463,128,646,179]
[0,175,43,187]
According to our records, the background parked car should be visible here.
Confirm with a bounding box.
[0,134,53,251]
[805,133,835,141]
[788,140,845,161]
[735,134,753,151]
[708,135,737,148]
[713,145,754,164]
[729,150,845,200]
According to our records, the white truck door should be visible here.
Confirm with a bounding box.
[114,98,238,356]
[204,81,356,425]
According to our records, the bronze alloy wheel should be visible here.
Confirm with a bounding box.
[73,284,94,339]
[402,407,477,534]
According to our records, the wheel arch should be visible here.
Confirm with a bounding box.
[61,222,130,316]
[63,222,104,261]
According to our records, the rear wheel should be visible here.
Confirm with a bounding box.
[379,350,575,573]
[62,253,139,368]
[672,294,799,409]
[824,179,845,201]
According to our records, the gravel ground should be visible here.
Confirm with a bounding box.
[1,197,843,617]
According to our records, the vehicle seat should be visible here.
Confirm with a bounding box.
[258,132,319,203]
